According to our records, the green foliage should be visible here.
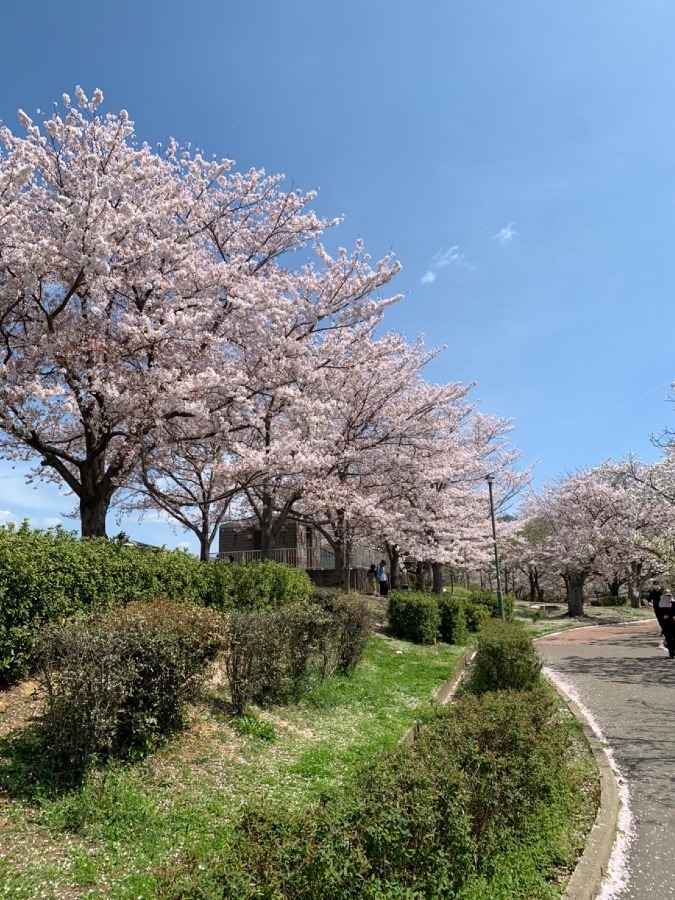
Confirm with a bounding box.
[387,591,441,644]
[464,602,492,633]
[0,523,222,684]
[468,620,541,695]
[228,560,313,610]
[467,590,515,620]
[33,598,224,783]
[309,587,345,610]
[224,597,373,715]
[328,595,376,674]
[438,596,469,645]
[232,714,276,742]
[0,524,315,684]
[158,689,582,899]
[590,595,627,607]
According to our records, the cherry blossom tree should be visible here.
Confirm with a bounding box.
[0,88,400,538]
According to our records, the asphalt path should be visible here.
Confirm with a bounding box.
[538,620,675,899]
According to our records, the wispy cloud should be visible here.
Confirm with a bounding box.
[421,244,473,284]
[0,509,19,526]
[432,246,472,269]
[492,222,517,245]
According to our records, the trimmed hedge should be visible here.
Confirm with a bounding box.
[387,591,491,645]
[158,688,582,899]
[0,524,314,685]
[34,598,224,783]
[468,619,541,695]
[0,524,224,684]
[225,597,375,715]
[468,589,515,621]
[228,560,313,610]
[388,591,440,644]
[438,595,469,645]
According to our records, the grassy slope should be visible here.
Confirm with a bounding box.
[0,636,465,899]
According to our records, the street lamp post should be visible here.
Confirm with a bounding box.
[485,474,505,620]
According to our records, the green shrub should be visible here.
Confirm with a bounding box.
[468,620,541,694]
[468,590,515,621]
[225,603,331,714]
[464,601,491,633]
[438,596,469,645]
[228,560,313,610]
[326,594,376,674]
[224,595,375,715]
[33,599,224,782]
[387,591,440,644]
[0,523,221,685]
[158,689,580,899]
[590,595,627,607]
[309,586,345,610]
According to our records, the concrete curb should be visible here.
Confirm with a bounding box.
[400,646,476,747]
[540,663,621,900]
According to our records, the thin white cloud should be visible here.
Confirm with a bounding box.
[421,244,474,284]
[492,222,517,245]
[0,509,19,526]
[432,246,469,268]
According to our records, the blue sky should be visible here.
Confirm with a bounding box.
[1,0,674,552]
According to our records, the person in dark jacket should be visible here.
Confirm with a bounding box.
[648,580,665,628]
[659,590,675,658]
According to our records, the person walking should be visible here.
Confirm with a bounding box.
[367,564,378,596]
[376,559,389,597]
[659,590,675,658]
[648,579,666,630]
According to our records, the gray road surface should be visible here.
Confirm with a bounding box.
[538,621,675,899]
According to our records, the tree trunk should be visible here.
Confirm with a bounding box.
[387,543,400,589]
[608,576,620,599]
[78,456,114,538]
[567,572,586,617]
[199,533,211,562]
[628,560,642,608]
[432,562,443,595]
[528,568,537,604]
[80,494,110,538]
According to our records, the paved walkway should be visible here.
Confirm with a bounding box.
[538,620,675,899]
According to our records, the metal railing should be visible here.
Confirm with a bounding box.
[212,546,337,570]
[211,545,380,571]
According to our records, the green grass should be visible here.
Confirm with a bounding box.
[0,635,465,899]
[514,599,655,637]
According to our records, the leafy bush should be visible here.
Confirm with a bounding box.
[309,586,345,610]
[158,689,581,899]
[438,596,469,645]
[0,523,223,685]
[228,560,313,610]
[468,589,514,621]
[464,601,491,633]
[590,595,627,607]
[468,620,541,695]
[326,594,376,675]
[388,591,440,644]
[33,599,224,782]
[224,595,375,715]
